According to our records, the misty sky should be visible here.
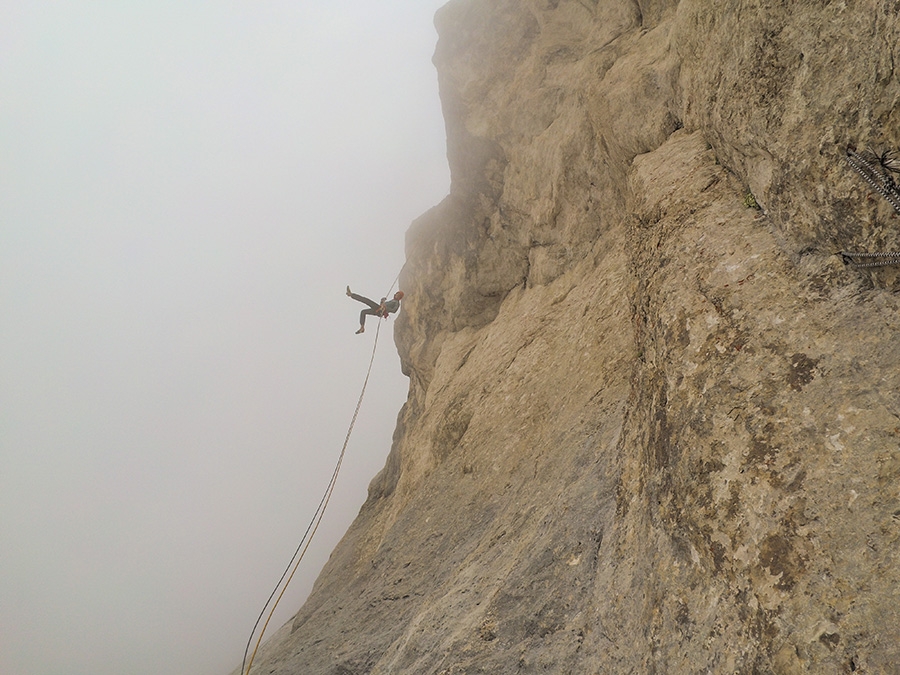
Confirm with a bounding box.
[0,2,449,674]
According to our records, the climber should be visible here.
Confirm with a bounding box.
[346,287,404,334]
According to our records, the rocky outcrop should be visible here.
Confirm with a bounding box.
[242,1,900,672]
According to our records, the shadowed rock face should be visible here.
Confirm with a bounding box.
[242,1,900,673]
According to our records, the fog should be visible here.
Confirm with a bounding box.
[0,2,449,674]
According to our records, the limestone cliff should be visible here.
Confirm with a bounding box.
[244,1,900,672]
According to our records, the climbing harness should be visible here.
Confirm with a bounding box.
[241,274,401,675]
[842,148,900,268]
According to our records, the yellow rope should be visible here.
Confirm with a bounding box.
[242,274,400,675]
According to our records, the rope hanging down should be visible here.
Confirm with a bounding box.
[241,274,400,675]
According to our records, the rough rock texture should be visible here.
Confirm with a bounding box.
[242,1,900,673]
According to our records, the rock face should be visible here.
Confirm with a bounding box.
[246,1,900,673]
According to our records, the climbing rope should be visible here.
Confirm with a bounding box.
[241,274,400,675]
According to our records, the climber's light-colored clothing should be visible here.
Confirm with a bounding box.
[381,298,400,314]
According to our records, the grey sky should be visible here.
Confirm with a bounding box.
[0,2,449,674]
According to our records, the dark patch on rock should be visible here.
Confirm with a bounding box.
[819,631,841,650]
[710,540,727,574]
[787,352,819,391]
[434,396,473,460]
[759,533,802,591]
